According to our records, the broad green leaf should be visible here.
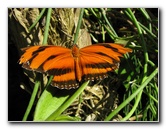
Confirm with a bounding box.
[34,85,71,121]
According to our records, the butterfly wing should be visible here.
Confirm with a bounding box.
[79,43,132,81]
[19,45,79,89]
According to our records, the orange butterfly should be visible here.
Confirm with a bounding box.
[19,43,132,89]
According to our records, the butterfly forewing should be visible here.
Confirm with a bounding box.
[20,46,70,70]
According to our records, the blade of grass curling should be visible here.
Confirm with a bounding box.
[104,68,158,121]
[45,81,89,121]
[101,8,118,39]
[22,8,52,121]
[120,90,143,121]
[29,8,46,32]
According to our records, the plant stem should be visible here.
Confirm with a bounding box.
[43,8,52,45]
[29,8,46,32]
[73,8,84,45]
[22,81,40,121]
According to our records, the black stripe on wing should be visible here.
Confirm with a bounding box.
[46,68,72,76]
[97,43,119,52]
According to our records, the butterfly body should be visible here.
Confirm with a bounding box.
[19,43,132,89]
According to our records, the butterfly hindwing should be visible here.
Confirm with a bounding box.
[48,54,79,89]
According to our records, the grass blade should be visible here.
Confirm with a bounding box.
[104,68,158,121]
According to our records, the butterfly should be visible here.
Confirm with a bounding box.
[19,43,132,89]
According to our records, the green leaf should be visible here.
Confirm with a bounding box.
[34,86,70,121]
